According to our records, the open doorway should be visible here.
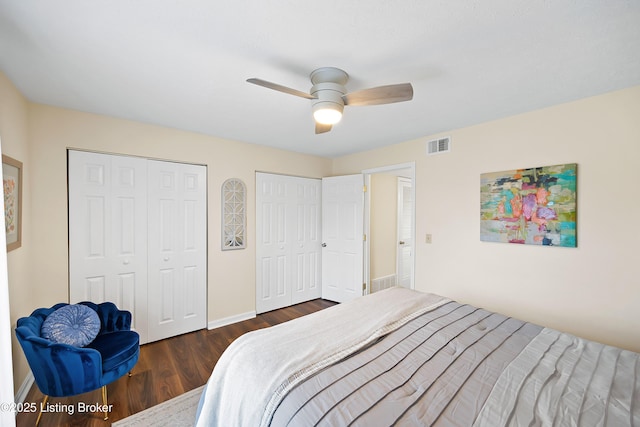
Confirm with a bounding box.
[363,163,415,294]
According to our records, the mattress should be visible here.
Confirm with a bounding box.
[195,287,640,426]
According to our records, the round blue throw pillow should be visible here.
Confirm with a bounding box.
[41,304,101,347]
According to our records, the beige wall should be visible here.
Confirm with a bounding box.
[0,72,36,394]
[27,104,332,323]
[334,86,640,352]
[370,174,397,280]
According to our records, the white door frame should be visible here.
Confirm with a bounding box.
[363,162,416,294]
[0,137,16,427]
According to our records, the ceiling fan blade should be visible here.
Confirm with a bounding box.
[342,83,413,106]
[246,78,315,100]
[315,122,332,134]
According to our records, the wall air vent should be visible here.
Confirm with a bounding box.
[426,136,451,155]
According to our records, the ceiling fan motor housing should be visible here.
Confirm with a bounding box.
[310,67,349,85]
[310,67,348,123]
[311,82,346,107]
[311,84,345,124]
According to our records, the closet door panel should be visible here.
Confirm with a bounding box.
[256,173,321,312]
[291,180,322,305]
[107,155,148,335]
[70,151,206,345]
[147,160,207,343]
[69,153,110,304]
[83,277,106,301]
[69,151,148,339]
[116,273,137,313]
[183,266,198,316]
[256,173,291,313]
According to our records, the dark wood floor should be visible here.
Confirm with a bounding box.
[16,298,337,427]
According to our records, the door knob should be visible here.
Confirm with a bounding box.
[123,259,130,265]
[399,241,405,245]
[164,257,170,261]
[322,243,327,247]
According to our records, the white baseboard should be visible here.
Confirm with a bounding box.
[15,372,34,404]
[207,311,256,330]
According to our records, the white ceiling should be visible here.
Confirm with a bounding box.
[1,1,639,158]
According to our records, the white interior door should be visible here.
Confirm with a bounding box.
[397,177,413,288]
[70,151,207,344]
[256,173,293,313]
[290,178,322,305]
[256,173,321,313]
[321,174,364,303]
[147,160,207,343]
[68,150,148,339]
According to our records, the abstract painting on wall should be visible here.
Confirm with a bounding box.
[480,163,577,247]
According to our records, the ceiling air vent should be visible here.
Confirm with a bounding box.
[426,136,451,155]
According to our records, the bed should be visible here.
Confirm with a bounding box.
[195,287,639,426]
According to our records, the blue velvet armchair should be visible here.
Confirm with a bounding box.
[15,301,140,425]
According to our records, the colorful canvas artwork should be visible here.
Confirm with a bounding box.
[480,163,577,247]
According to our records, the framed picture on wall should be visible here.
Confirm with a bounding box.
[2,155,22,251]
[480,163,577,247]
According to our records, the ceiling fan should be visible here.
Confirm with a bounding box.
[247,67,414,134]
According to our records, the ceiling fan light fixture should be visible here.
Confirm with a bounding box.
[247,66,414,134]
[312,101,343,125]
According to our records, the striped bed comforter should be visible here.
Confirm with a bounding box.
[197,288,640,426]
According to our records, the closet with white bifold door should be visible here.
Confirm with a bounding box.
[256,172,322,313]
[68,150,207,344]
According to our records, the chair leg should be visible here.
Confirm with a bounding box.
[101,385,108,421]
[35,395,48,427]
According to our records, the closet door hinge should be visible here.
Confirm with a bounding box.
[363,185,367,192]
[363,234,367,242]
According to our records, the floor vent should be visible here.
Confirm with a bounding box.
[427,136,451,155]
